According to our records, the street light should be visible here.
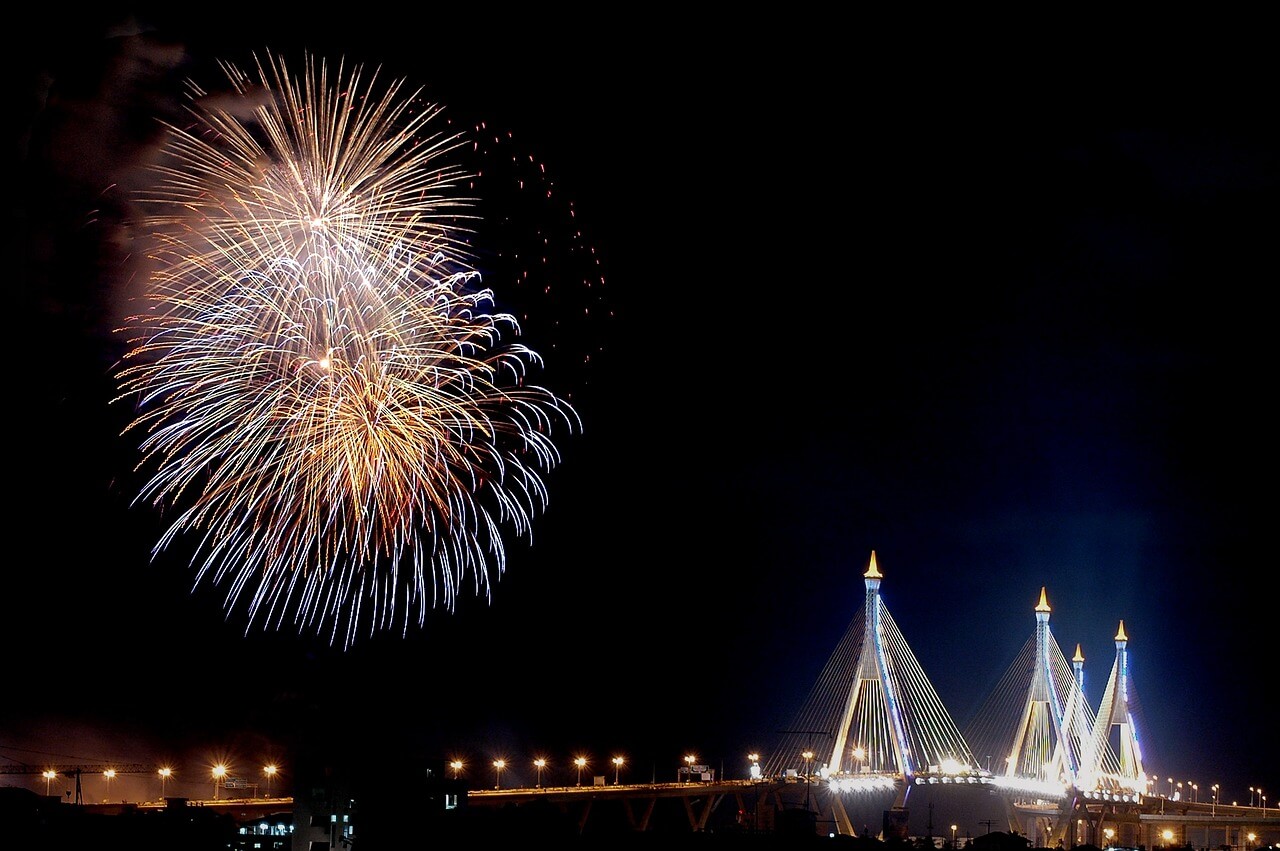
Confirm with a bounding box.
[212,764,227,800]
[493,759,505,790]
[1168,777,1175,797]
[1212,783,1219,815]
[684,754,696,783]
[42,769,56,796]
[103,769,116,802]
[1250,786,1256,806]
[951,824,958,848]
[575,757,587,787]
[158,767,172,800]
[802,750,815,811]
[450,760,463,780]
[612,756,625,785]
[534,758,546,788]
[263,765,278,798]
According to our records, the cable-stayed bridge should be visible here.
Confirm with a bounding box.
[764,551,1152,845]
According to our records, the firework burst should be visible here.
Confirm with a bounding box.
[113,52,579,647]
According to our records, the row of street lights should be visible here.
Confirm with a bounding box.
[42,763,284,802]
[38,762,282,803]
[455,751,744,790]
[1158,777,1266,813]
[451,755,629,789]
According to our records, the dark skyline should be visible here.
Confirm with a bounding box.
[7,10,1277,812]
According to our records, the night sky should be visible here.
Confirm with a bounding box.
[6,10,1277,810]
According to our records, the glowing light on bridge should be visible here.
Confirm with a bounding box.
[991,774,1069,799]
[828,775,898,793]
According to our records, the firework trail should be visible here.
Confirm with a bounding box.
[113,52,579,647]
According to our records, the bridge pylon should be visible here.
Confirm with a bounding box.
[1080,621,1149,794]
[765,551,983,815]
[1002,588,1087,788]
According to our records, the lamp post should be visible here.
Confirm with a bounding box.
[1168,778,1175,798]
[103,769,116,802]
[802,750,815,811]
[493,760,505,790]
[748,753,762,829]
[612,756,625,785]
[534,758,546,788]
[951,824,958,848]
[575,757,587,787]
[158,767,172,800]
[1212,783,1219,815]
[42,770,56,797]
[263,765,278,798]
[684,754,696,783]
[212,764,227,801]
[450,760,463,780]
[1250,787,1256,807]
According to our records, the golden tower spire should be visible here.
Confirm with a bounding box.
[864,550,882,579]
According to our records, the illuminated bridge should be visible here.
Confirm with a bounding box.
[756,551,1212,845]
[465,552,1278,845]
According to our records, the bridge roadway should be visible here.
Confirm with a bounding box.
[465,780,1280,844]
[72,786,1280,843]
[81,796,295,822]
[467,777,780,834]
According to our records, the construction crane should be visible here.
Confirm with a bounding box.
[0,762,153,804]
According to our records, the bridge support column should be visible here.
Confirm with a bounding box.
[829,793,854,836]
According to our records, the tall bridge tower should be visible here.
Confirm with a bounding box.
[829,551,913,776]
[765,552,978,786]
[1003,588,1086,786]
[1083,621,1149,791]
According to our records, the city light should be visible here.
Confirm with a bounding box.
[574,757,587,787]
[103,769,116,802]
[612,756,625,785]
[263,764,278,798]
[212,764,227,800]
[158,767,172,800]
[534,758,546,788]
[492,759,505,790]
[42,769,56,796]
[450,760,463,780]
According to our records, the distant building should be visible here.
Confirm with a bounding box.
[289,752,468,850]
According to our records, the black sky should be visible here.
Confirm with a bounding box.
[6,10,1277,808]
